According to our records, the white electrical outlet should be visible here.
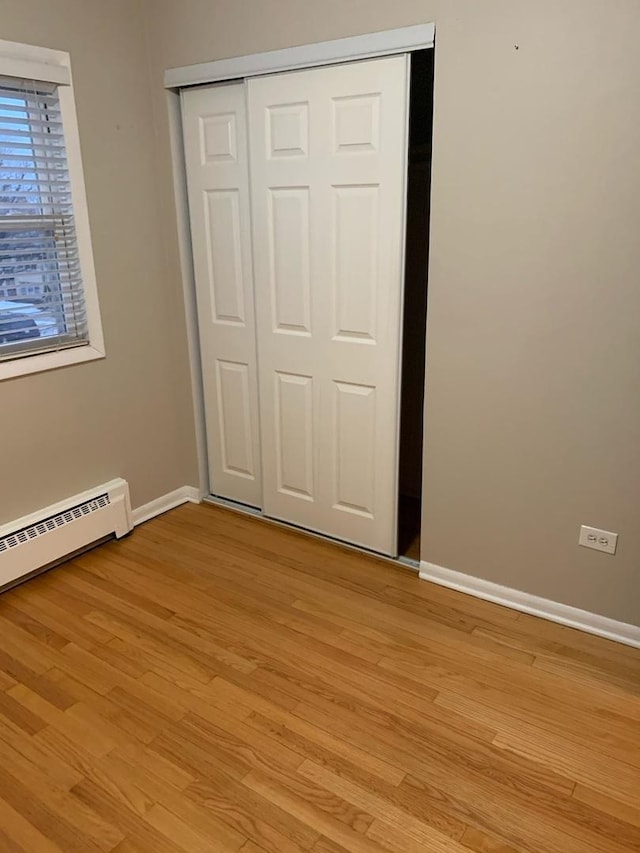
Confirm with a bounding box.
[579,525,618,555]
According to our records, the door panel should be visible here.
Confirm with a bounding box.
[267,103,309,158]
[333,94,380,152]
[204,189,245,324]
[268,188,312,334]
[275,372,315,500]
[182,84,262,506]
[333,184,378,341]
[248,56,409,554]
[333,380,376,517]
[215,359,256,480]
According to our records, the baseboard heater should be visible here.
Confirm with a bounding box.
[0,478,133,590]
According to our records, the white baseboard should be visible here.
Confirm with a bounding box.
[132,486,201,527]
[419,561,640,650]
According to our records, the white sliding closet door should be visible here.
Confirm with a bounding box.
[248,56,409,554]
[181,83,262,507]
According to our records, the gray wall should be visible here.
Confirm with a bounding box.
[0,0,199,520]
[2,1,637,627]
[143,0,640,625]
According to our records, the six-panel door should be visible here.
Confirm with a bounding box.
[248,56,409,555]
[181,83,262,507]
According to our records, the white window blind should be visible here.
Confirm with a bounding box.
[0,74,88,361]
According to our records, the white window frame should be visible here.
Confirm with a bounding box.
[0,38,104,381]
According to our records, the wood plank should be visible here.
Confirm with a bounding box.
[572,785,640,829]
[492,727,640,810]
[4,587,114,648]
[6,682,117,757]
[150,710,304,784]
[460,826,521,852]
[112,741,195,792]
[0,651,74,710]
[241,843,272,853]
[0,827,28,853]
[70,777,181,853]
[143,802,243,852]
[35,727,155,818]
[141,662,300,715]
[471,622,640,676]
[434,689,640,770]
[365,818,466,852]
[0,746,123,852]
[532,652,640,701]
[110,828,186,853]
[245,707,406,788]
[107,747,247,849]
[0,614,63,673]
[292,698,574,798]
[312,839,351,853]
[298,760,465,848]
[138,669,257,722]
[0,796,65,853]
[0,502,637,853]
[0,601,70,650]
[0,716,83,790]
[187,773,319,853]
[60,568,258,677]
[401,770,640,853]
[511,611,640,663]
[241,769,381,853]
[0,687,48,734]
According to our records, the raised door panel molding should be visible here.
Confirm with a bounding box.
[200,112,237,163]
[268,187,312,335]
[267,102,309,158]
[275,372,315,501]
[333,381,376,518]
[204,189,246,325]
[333,94,381,153]
[215,360,256,480]
[332,184,379,343]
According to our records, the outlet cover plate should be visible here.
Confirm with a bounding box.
[579,525,618,555]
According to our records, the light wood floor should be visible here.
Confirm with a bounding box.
[0,504,638,852]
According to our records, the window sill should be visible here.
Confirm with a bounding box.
[0,343,105,381]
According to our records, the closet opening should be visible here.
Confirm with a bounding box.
[397,48,434,562]
[177,28,436,562]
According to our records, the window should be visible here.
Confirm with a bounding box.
[0,39,103,380]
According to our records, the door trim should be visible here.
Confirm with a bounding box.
[164,23,434,89]
[166,89,210,498]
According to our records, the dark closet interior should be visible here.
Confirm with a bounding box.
[397,48,434,561]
